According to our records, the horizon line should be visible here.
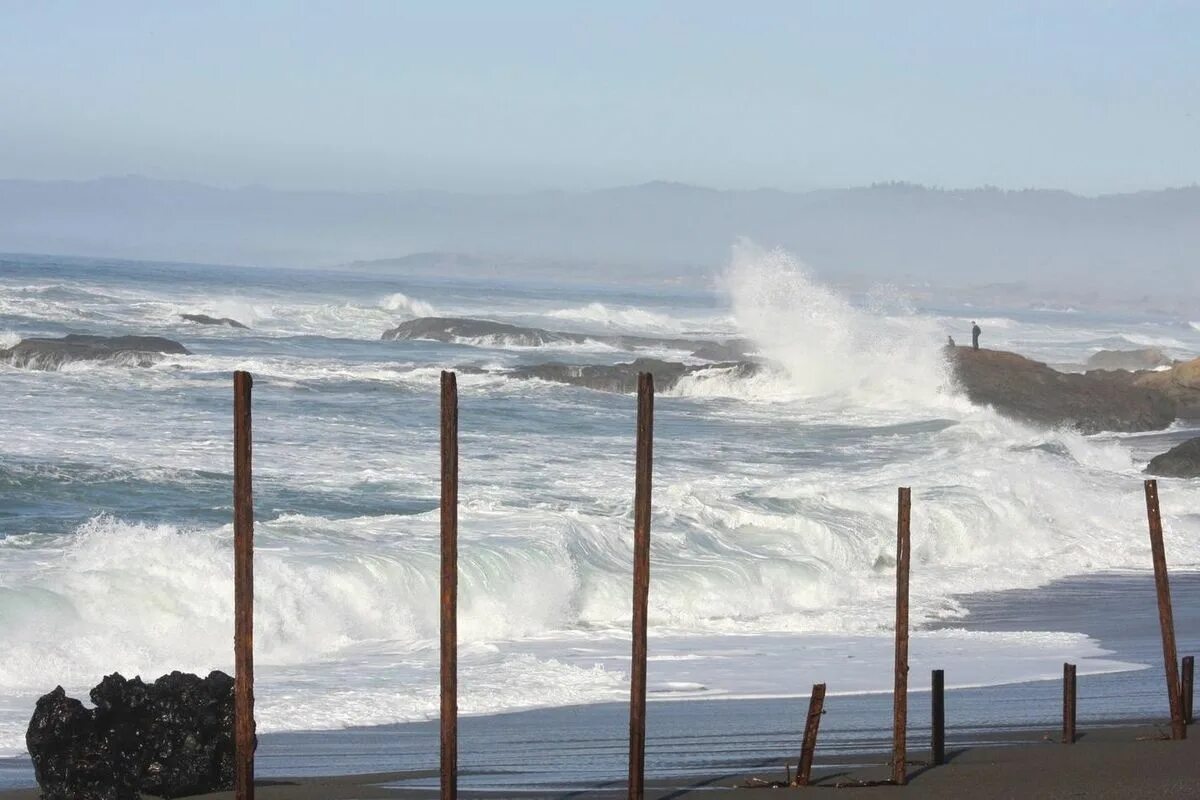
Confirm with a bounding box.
[3,173,1198,200]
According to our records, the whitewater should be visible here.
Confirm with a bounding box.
[1,248,1199,757]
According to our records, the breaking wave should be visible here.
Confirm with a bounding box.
[716,243,956,408]
[546,303,682,333]
[381,292,436,318]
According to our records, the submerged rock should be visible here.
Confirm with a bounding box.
[180,313,249,329]
[382,316,752,362]
[1145,437,1200,478]
[949,346,1176,433]
[0,334,190,369]
[385,316,574,347]
[26,671,237,800]
[1085,347,1172,371]
[511,358,759,393]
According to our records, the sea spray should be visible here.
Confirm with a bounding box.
[674,243,958,408]
[4,255,1200,757]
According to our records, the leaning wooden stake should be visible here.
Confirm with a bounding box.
[795,683,826,786]
[1144,480,1186,740]
[892,488,911,785]
[628,373,654,800]
[232,371,255,800]
[1062,663,1077,744]
[1182,656,1194,726]
[931,670,945,766]
[441,372,459,800]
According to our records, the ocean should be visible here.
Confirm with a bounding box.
[1,248,1199,782]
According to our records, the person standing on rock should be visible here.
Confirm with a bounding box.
[972,321,981,350]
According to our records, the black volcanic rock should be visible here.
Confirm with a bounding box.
[0,334,190,369]
[949,346,1176,433]
[1145,437,1200,478]
[180,313,249,329]
[26,671,237,800]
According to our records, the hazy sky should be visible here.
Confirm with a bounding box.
[2,1,1197,193]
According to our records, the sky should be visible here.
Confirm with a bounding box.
[1,1,1198,194]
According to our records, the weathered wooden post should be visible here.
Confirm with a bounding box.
[892,487,911,785]
[628,372,654,800]
[1182,656,1194,726]
[441,371,459,800]
[795,683,826,786]
[232,371,255,800]
[1062,663,1077,744]
[1144,480,1186,740]
[931,669,945,766]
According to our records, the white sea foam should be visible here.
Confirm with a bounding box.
[6,256,1200,757]
[717,242,956,408]
[545,302,681,333]
[381,292,436,318]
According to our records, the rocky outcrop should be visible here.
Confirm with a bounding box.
[180,313,249,329]
[385,317,573,347]
[26,671,237,800]
[0,334,190,369]
[382,316,752,362]
[1085,347,1171,371]
[1145,437,1200,478]
[949,347,1176,433]
[511,358,759,393]
[1135,357,1200,419]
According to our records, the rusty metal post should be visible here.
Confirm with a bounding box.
[628,373,654,800]
[1145,480,1186,740]
[441,371,459,800]
[1062,663,1077,744]
[232,371,255,800]
[1182,656,1194,725]
[892,487,911,785]
[931,670,945,766]
[795,683,826,786]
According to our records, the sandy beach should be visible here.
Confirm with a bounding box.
[2,723,1196,798]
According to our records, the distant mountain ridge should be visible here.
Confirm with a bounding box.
[1,176,1197,301]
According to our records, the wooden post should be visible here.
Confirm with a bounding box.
[1062,663,1077,744]
[931,670,945,766]
[892,487,911,785]
[1182,656,1194,726]
[232,371,255,800]
[1144,480,1186,740]
[795,683,826,786]
[628,373,654,800]
[441,372,459,800]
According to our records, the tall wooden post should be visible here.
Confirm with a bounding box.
[892,487,911,785]
[440,372,459,800]
[1144,480,1186,740]
[1062,663,1077,744]
[232,371,255,800]
[930,670,945,766]
[1182,656,1194,725]
[796,683,826,786]
[628,373,654,800]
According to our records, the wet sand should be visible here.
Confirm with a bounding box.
[2,723,1196,798]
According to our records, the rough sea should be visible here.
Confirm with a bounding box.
[2,246,1199,769]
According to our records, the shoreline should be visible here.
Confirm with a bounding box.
[2,571,1196,795]
[2,722,1196,798]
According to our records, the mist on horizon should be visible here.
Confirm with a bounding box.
[1,3,1198,311]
